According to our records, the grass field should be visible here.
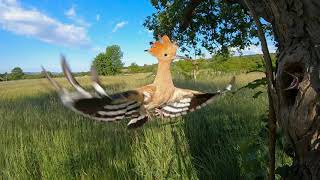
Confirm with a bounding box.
[0,72,281,179]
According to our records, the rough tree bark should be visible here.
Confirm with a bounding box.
[263,0,320,179]
[182,0,320,179]
[235,0,320,179]
[240,0,320,179]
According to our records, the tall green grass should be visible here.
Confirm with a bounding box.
[0,73,283,179]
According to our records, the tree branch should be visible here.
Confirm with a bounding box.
[180,0,273,32]
[242,1,277,180]
[180,0,204,32]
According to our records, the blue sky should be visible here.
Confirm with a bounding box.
[0,0,276,73]
[0,0,157,73]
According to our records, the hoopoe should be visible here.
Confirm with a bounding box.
[43,35,235,129]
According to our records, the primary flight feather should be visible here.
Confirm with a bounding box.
[43,35,235,129]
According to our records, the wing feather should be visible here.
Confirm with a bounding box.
[43,58,148,128]
[90,65,111,98]
[158,76,235,118]
[159,93,219,118]
[61,56,91,97]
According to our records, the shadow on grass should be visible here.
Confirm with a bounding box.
[0,93,140,179]
[175,80,265,179]
[182,108,241,179]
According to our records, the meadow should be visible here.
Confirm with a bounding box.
[0,72,287,179]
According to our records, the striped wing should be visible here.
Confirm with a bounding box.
[67,91,148,129]
[42,56,148,129]
[158,93,220,118]
[158,76,235,118]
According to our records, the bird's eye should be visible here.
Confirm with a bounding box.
[164,53,168,57]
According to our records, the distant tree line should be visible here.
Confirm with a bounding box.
[0,67,25,81]
[127,63,157,74]
[0,43,274,82]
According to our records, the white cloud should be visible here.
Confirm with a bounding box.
[65,5,76,18]
[0,1,90,47]
[96,14,100,21]
[112,21,128,32]
[64,5,90,27]
[1,0,17,6]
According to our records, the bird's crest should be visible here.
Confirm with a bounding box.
[148,35,178,58]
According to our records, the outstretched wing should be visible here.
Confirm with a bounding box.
[157,76,235,118]
[42,56,148,129]
[156,92,220,118]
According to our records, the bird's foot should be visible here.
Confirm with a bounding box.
[155,108,165,120]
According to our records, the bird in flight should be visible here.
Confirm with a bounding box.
[43,35,235,129]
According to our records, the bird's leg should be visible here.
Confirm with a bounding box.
[144,110,154,122]
[155,108,165,120]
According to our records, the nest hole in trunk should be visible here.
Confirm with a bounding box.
[281,62,305,106]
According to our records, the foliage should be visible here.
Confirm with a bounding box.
[0,73,8,81]
[171,54,277,80]
[143,0,274,56]
[9,67,24,80]
[92,45,124,76]
[172,60,194,79]
[126,63,157,74]
[128,63,143,73]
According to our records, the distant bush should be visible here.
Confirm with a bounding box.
[128,63,143,73]
[92,45,124,76]
[172,60,194,79]
[127,63,156,74]
[0,73,8,81]
[9,67,24,80]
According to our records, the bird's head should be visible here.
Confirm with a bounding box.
[146,35,189,63]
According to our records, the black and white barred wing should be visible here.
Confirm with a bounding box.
[157,92,221,118]
[63,91,148,129]
[158,76,235,118]
[42,56,147,129]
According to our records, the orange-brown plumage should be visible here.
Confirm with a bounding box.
[43,35,234,128]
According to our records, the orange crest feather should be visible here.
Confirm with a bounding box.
[149,35,176,56]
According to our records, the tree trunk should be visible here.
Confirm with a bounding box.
[263,0,320,179]
[182,0,320,178]
[239,0,320,178]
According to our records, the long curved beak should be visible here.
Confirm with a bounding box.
[174,55,192,61]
